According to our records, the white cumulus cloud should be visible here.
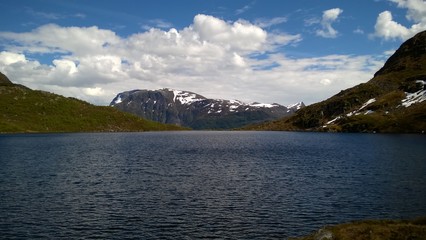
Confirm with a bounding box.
[0,14,384,106]
[374,0,426,40]
[0,24,120,55]
[0,51,27,65]
[192,14,267,52]
[316,8,343,38]
[83,87,105,96]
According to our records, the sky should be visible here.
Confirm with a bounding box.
[0,0,425,106]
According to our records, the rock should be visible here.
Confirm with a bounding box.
[314,229,333,240]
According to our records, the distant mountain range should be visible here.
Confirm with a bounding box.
[243,30,426,133]
[0,72,184,133]
[110,88,304,129]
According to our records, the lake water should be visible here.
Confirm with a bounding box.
[0,131,425,239]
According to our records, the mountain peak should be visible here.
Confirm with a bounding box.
[287,102,305,110]
[375,30,426,77]
[0,72,13,86]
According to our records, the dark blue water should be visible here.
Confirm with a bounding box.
[0,131,425,239]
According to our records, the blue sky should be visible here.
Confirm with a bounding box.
[0,0,425,105]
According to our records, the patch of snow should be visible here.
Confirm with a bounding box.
[226,100,245,112]
[172,90,204,105]
[346,111,356,117]
[229,99,244,105]
[172,90,179,102]
[358,98,376,111]
[287,102,303,110]
[401,80,426,107]
[113,95,122,104]
[229,105,239,110]
[345,98,376,117]
[326,116,341,125]
[249,102,277,108]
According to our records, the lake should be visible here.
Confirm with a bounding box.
[0,131,425,239]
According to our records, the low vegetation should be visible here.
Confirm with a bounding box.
[0,73,185,133]
[291,217,426,240]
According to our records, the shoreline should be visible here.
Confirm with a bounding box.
[290,217,426,240]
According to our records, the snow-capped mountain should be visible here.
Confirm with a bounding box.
[110,88,304,129]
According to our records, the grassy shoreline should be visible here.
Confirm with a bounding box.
[290,217,426,240]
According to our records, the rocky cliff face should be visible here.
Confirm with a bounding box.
[110,88,304,129]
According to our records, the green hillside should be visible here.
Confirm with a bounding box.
[0,72,185,133]
[243,30,426,133]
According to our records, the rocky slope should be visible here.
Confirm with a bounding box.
[244,30,426,133]
[110,88,304,129]
[0,73,184,133]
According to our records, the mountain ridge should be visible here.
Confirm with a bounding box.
[110,88,304,130]
[0,72,14,86]
[242,30,426,133]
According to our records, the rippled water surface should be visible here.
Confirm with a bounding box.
[1,131,425,239]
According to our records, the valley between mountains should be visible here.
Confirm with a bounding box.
[1,30,425,133]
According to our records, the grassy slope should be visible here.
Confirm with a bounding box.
[242,31,426,133]
[0,82,185,133]
[291,217,426,240]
